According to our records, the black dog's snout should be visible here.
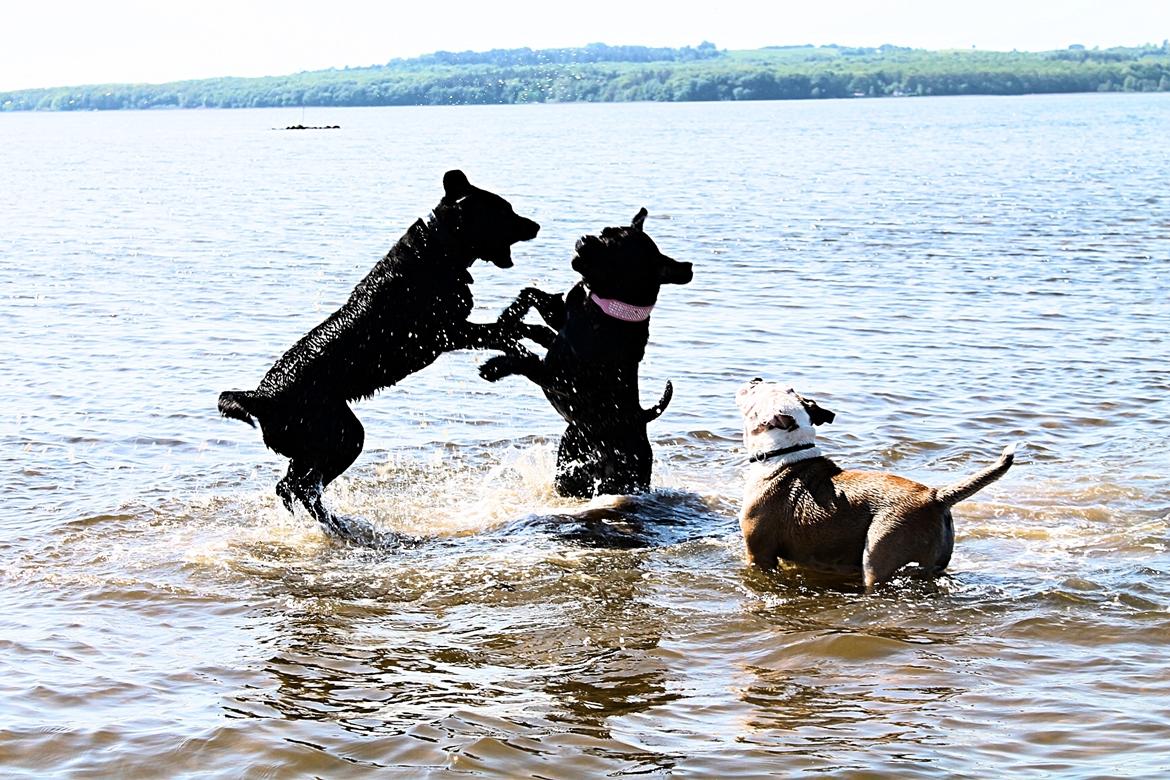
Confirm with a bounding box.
[669,261,694,285]
[517,217,540,241]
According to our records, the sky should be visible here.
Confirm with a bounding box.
[2,0,1168,91]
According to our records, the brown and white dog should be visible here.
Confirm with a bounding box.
[735,379,1016,590]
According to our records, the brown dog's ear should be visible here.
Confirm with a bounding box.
[631,207,648,231]
[443,170,472,200]
[798,395,835,426]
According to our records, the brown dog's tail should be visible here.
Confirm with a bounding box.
[218,390,261,428]
[643,380,674,423]
[934,443,1017,507]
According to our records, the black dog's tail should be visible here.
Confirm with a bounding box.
[643,380,674,422]
[218,390,262,428]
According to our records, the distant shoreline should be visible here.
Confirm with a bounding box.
[3,41,1168,111]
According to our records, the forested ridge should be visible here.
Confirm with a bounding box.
[3,40,1169,111]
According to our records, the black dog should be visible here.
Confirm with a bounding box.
[479,209,692,497]
[219,170,540,533]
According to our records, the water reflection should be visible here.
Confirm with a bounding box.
[6,95,1170,776]
[210,485,744,774]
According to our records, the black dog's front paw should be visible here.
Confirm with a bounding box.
[520,323,557,348]
[478,355,516,382]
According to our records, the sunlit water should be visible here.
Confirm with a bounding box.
[2,94,1168,777]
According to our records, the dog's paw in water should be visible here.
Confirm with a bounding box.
[318,512,415,550]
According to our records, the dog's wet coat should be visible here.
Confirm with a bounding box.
[218,170,540,534]
[736,379,1016,590]
[479,209,692,498]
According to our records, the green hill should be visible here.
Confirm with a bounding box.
[3,41,1169,111]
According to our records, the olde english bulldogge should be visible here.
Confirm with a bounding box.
[736,379,1016,590]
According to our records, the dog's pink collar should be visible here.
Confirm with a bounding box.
[590,293,654,322]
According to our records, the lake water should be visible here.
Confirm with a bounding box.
[2,93,1168,777]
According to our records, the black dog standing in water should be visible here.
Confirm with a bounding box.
[219,171,540,534]
[479,209,692,497]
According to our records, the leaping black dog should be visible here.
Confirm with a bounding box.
[479,208,692,497]
[219,170,540,533]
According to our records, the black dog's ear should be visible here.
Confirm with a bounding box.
[659,256,694,285]
[631,207,648,231]
[571,234,605,276]
[798,396,836,426]
[443,170,472,200]
[575,234,604,258]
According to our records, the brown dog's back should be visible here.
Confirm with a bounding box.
[742,445,1016,588]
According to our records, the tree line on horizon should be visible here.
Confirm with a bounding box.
[3,41,1169,112]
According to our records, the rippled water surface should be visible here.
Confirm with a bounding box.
[3,94,1169,777]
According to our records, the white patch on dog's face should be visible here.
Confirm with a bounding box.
[735,380,816,451]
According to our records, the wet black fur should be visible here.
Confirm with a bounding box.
[218,170,541,533]
[479,209,692,498]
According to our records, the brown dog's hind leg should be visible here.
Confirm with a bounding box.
[740,514,780,570]
[744,544,779,571]
[862,508,953,591]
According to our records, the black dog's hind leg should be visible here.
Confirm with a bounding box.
[316,402,366,490]
[279,457,328,522]
[596,437,654,496]
[554,424,599,498]
[276,464,298,514]
[277,402,366,534]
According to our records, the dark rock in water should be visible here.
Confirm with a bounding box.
[282,124,341,130]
